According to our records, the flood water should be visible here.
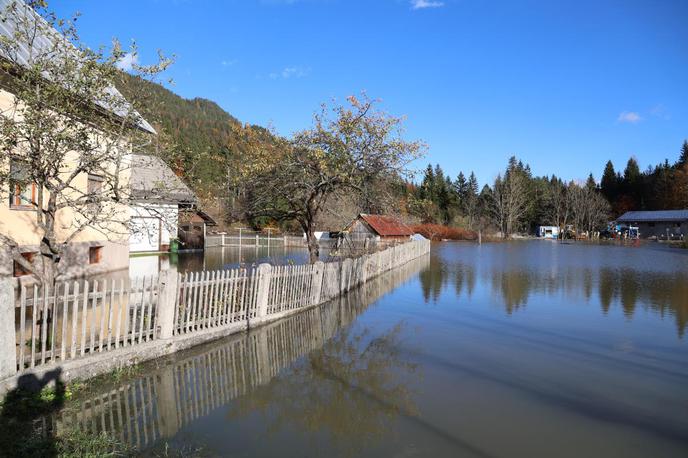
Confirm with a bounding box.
[129,246,314,279]
[50,241,688,457]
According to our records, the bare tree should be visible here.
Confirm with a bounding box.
[0,0,171,284]
[567,183,610,238]
[244,95,424,263]
[490,161,531,238]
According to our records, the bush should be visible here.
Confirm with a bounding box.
[411,224,477,241]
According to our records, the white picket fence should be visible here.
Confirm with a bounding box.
[205,230,306,248]
[14,277,158,371]
[5,240,430,380]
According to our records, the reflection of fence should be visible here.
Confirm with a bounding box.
[205,229,306,249]
[1,240,430,391]
[39,253,430,452]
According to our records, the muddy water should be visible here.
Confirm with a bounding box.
[43,242,688,457]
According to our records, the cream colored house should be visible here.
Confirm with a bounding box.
[0,0,156,281]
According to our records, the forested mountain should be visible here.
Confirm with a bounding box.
[115,73,278,203]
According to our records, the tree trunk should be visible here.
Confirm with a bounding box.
[305,226,320,264]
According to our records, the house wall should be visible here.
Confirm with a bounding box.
[348,220,379,242]
[0,89,132,280]
[632,221,686,239]
[129,203,178,253]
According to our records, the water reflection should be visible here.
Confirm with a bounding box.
[420,242,688,337]
[228,322,417,456]
[39,254,429,454]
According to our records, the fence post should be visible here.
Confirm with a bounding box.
[0,278,17,379]
[311,261,325,305]
[221,233,225,246]
[255,263,272,319]
[157,270,178,339]
[340,258,353,293]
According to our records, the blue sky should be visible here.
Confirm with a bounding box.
[53,0,688,187]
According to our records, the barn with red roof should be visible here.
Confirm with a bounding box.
[346,214,414,244]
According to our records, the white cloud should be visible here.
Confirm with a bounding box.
[411,0,444,10]
[221,59,238,67]
[617,111,641,124]
[116,52,138,71]
[269,66,311,79]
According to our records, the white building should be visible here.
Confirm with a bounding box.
[129,155,196,253]
[537,226,560,239]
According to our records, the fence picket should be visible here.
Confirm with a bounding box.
[114,279,124,349]
[80,281,89,356]
[99,280,109,352]
[130,277,140,345]
[40,284,49,365]
[106,279,116,350]
[18,287,26,369]
[60,282,70,361]
[90,281,98,354]
[70,282,79,358]
[148,275,156,339]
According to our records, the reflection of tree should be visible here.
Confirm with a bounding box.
[619,269,639,318]
[490,269,532,313]
[596,268,688,337]
[454,264,476,299]
[420,256,445,303]
[598,268,615,314]
[227,323,418,455]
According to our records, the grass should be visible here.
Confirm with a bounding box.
[0,364,146,457]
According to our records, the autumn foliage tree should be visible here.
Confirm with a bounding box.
[244,95,424,263]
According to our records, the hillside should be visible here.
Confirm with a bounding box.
[115,73,278,207]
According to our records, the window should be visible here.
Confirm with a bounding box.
[89,246,103,264]
[9,160,37,209]
[87,174,104,195]
[87,174,104,211]
[13,252,36,277]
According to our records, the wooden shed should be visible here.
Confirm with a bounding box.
[346,214,414,244]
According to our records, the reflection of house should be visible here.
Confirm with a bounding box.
[129,155,196,253]
[616,210,688,240]
[346,214,413,244]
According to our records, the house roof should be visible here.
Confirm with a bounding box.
[130,155,196,204]
[617,210,688,222]
[0,0,156,134]
[356,214,414,237]
[189,209,217,226]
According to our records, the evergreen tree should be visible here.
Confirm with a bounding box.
[600,160,617,202]
[467,172,479,196]
[419,164,435,201]
[585,173,597,191]
[678,140,688,167]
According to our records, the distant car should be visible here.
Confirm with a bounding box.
[599,229,612,239]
